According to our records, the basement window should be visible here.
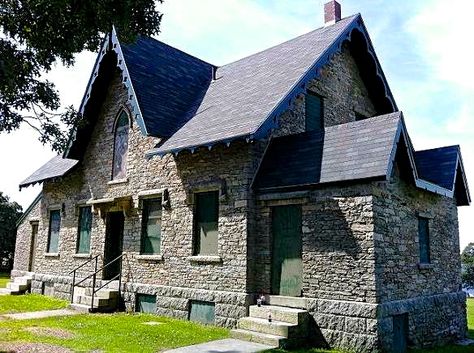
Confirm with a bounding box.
[305,91,323,131]
[193,191,219,255]
[136,294,156,313]
[189,300,215,324]
[418,217,431,264]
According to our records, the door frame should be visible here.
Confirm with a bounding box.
[103,211,125,280]
[28,221,39,272]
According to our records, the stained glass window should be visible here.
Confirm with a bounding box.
[112,111,129,180]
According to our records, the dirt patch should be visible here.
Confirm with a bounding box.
[0,342,73,353]
[25,327,75,339]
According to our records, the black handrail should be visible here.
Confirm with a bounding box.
[70,255,100,303]
[69,253,125,311]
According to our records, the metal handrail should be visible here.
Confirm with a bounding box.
[70,253,125,311]
[68,254,100,275]
[70,254,100,302]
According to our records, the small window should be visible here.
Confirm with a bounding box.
[193,191,219,255]
[136,294,156,313]
[305,91,323,131]
[77,207,92,254]
[112,110,130,180]
[418,217,430,264]
[189,300,215,324]
[141,199,162,254]
[392,313,409,353]
[47,210,61,253]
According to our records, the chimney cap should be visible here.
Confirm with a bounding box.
[324,0,342,25]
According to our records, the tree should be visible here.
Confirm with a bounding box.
[0,0,163,152]
[0,192,22,271]
[461,243,474,289]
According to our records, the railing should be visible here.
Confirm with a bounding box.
[69,254,125,311]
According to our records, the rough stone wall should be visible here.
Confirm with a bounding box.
[373,174,466,349]
[12,198,41,274]
[274,44,376,137]
[28,71,255,325]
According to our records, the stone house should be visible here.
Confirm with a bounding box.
[12,2,470,352]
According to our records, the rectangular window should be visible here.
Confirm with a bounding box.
[47,210,61,253]
[135,294,156,313]
[189,300,215,324]
[193,191,219,255]
[418,217,430,264]
[141,199,162,254]
[77,207,92,254]
[305,91,323,131]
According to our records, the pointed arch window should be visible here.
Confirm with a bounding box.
[112,110,130,180]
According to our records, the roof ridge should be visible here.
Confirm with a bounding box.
[218,14,359,69]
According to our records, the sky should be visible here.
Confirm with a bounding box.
[0,0,472,250]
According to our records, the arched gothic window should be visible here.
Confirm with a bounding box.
[112,110,129,180]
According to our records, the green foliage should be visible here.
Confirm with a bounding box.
[0,192,22,271]
[0,293,67,314]
[0,311,229,352]
[0,273,9,288]
[0,0,163,152]
[462,243,474,289]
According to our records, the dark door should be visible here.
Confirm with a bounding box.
[393,314,408,353]
[103,212,124,280]
[271,205,302,296]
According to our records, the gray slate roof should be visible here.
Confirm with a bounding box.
[254,112,401,189]
[415,146,459,190]
[19,156,79,189]
[148,15,360,155]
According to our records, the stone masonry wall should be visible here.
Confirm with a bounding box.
[373,175,466,349]
[29,71,256,326]
[274,43,377,137]
[12,198,41,274]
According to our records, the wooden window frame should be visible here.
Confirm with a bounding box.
[46,209,61,254]
[305,90,324,132]
[76,206,92,254]
[193,190,219,256]
[418,217,431,264]
[140,198,162,255]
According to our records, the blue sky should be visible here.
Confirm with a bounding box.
[0,0,472,249]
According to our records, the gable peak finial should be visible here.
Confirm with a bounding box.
[324,0,342,26]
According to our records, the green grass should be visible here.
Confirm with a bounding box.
[0,294,68,314]
[0,312,229,352]
[0,273,9,288]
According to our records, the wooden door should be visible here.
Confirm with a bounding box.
[103,212,124,280]
[271,205,302,296]
[393,314,408,353]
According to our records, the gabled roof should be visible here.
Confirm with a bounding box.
[19,156,79,190]
[253,112,470,206]
[64,13,397,159]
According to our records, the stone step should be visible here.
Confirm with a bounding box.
[83,288,118,299]
[74,295,117,308]
[6,282,28,292]
[267,295,307,309]
[14,277,32,286]
[231,329,284,347]
[249,305,308,325]
[238,317,303,338]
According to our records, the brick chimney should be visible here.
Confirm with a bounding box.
[324,0,341,26]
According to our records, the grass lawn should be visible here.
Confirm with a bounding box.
[0,313,229,352]
[0,294,68,314]
[0,272,9,288]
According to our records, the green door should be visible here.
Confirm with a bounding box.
[271,205,302,296]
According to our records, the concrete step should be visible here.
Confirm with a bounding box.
[15,277,32,286]
[83,288,118,299]
[6,282,28,292]
[238,317,304,338]
[68,303,91,313]
[74,295,117,308]
[249,305,308,325]
[268,295,307,309]
[231,329,284,347]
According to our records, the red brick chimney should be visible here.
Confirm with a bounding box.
[324,0,342,25]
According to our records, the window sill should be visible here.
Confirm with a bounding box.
[108,178,129,186]
[137,254,164,262]
[418,263,434,270]
[73,253,92,259]
[188,255,222,264]
[44,253,60,258]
